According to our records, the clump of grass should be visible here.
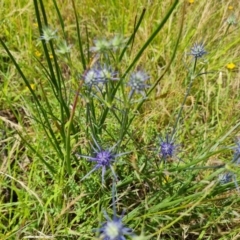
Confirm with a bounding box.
[1,0,240,239]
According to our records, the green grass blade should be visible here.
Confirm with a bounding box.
[71,0,86,70]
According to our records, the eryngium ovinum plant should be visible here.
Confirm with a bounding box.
[79,36,221,237]
[81,36,239,237]
[1,0,239,238]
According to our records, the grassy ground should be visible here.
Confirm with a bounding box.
[1,0,240,239]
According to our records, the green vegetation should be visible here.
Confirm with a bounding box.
[1,0,240,239]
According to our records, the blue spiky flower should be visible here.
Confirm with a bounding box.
[128,70,150,98]
[90,38,111,52]
[96,183,134,240]
[56,40,72,54]
[218,172,232,184]
[90,35,127,53]
[218,171,239,192]
[83,65,118,87]
[39,26,58,42]
[190,42,207,59]
[79,138,129,183]
[159,134,178,160]
[98,211,133,240]
[227,14,237,26]
[110,35,127,51]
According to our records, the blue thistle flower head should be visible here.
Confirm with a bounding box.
[96,150,115,167]
[227,14,237,26]
[90,35,127,53]
[90,38,111,53]
[159,134,178,160]
[128,70,150,98]
[99,65,119,81]
[190,42,207,59]
[39,26,58,42]
[83,68,100,86]
[96,183,134,239]
[83,65,118,87]
[110,35,127,51]
[79,138,129,183]
[218,171,239,192]
[99,211,133,240]
[218,172,232,184]
[56,40,72,54]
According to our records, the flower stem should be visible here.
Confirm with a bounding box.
[171,57,197,140]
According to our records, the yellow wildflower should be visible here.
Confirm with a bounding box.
[226,63,236,70]
[30,84,35,90]
[35,50,42,57]
[24,84,36,92]
[49,54,53,59]
[228,6,233,10]
[189,0,194,3]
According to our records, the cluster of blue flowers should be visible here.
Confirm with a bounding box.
[78,40,239,239]
[82,64,150,100]
[39,24,240,236]
[83,65,118,87]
